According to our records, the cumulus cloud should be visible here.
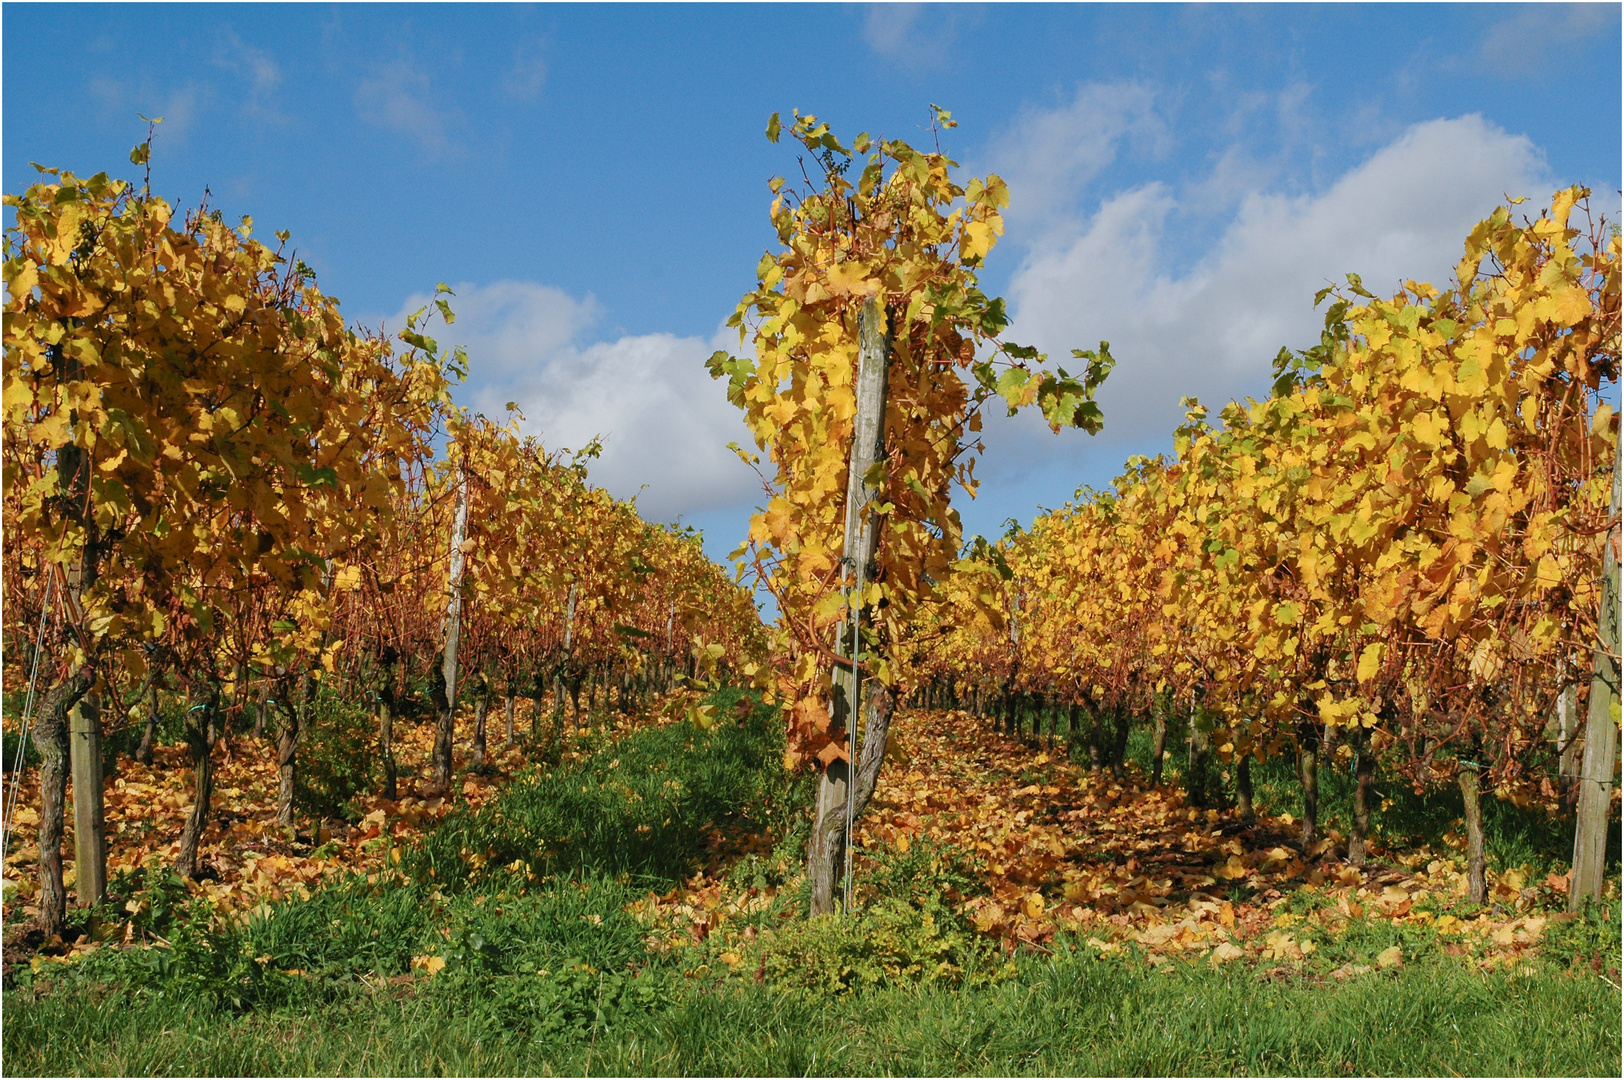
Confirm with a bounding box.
[984,82,1166,232]
[380,110,1560,542]
[388,282,758,522]
[992,113,1554,455]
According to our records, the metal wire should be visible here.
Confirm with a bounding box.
[2,573,57,865]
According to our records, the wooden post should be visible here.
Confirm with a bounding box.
[69,692,105,905]
[1556,682,1582,780]
[1571,462,1620,909]
[552,582,578,745]
[503,686,516,749]
[809,297,891,917]
[471,678,489,769]
[666,600,675,689]
[250,680,267,742]
[379,690,397,801]
[1187,691,1214,807]
[433,465,469,788]
[1150,701,1168,788]
[136,672,161,762]
[1110,707,1131,776]
[530,670,547,743]
[35,356,101,932]
[1348,726,1374,862]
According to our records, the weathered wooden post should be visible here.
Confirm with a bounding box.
[808,297,891,916]
[433,465,469,788]
[69,692,105,905]
[1571,461,1620,909]
[552,581,578,744]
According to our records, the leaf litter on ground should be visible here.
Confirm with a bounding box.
[2,692,687,957]
[3,699,1608,986]
[634,706,1597,983]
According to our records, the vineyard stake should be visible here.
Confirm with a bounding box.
[839,297,890,914]
[1571,453,1620,908]
[434,461,469,788]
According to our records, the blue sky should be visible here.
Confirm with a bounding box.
[5,2,1620,567]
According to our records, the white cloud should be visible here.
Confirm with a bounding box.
[1478,3,1619,74]
[863,3,925,53]
[862,3,979,67]
[213,28,286,125]
[380,114,1558,538]
[355,59,461,158]
[994,114,1553,452]
[88,78,202,144]
[984,82,1166,233]
[502,39,548,102]
[388,282,758,522]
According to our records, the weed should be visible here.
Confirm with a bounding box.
[860,836,986,907]
[294,689,376,822]
[751,895,1005,995]
[107,859,198,940]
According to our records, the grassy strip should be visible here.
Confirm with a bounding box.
[409,687,796,888]
[4,943,1618,1076]
[2,688,804,1063]
[5,692,1619,1077]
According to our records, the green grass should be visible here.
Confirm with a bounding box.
[5,690,1620,1077]
[6,935,1618,1076]
[410,686,798,888]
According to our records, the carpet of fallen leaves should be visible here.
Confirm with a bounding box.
[633,707,1589,977]
[1,695,668,946]
[2,699,1602,980]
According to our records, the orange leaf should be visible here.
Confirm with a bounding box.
[816,741,850,767]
